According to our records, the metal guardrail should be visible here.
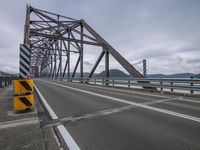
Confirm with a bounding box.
[0,76,18,88]
[61,77,200,95]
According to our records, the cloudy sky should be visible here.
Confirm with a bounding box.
[0,0,200,75]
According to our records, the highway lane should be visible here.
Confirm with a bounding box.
[35,80,126,118]
[35,79,200,150]
[39,79,200,118]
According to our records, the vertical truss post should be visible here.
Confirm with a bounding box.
[80,24,84,78]
[105,49,109,78]
[62,40,68,79]
[56,41,61,78]
[24,5,30,48]
[68,32,70,79]
[50,56,53,78]
[53,49,57,79]
[105,48,109,85]
[60,40,62,79]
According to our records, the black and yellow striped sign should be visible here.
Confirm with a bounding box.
[14,95,34,111]
[14,79,33,95]
[19,44,30,79]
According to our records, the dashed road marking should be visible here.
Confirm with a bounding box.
[43,97,177,128]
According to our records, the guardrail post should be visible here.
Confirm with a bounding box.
[190,77,194,94]
[0,80,2,88]
[102,79,104,85]
[85,78,88,84]
[160,81,163,92]
[128,80,130,88]
[171,82,173,92]
[94,79,96,84]
[105,78,109,86]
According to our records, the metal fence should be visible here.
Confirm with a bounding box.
[61,77,200,95]
[0,77,17,88]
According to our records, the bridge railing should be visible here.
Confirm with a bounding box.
[62,77,200,95]
[0,76,18,88]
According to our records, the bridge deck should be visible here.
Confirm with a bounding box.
[35,79,200,150]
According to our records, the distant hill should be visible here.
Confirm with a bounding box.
[95,69,130,78]
[147,73,196,78]
[64,72,95,78]
[63,70,199,79]
[194,74,200,78]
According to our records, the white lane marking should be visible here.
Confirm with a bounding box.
[0,117,38,129]
[142,97,180,105]
[54,79,170,99]
[176,98,200,104]
[34,85,81,150]
[45,98,178,128]
[34,85,57,120]
[54,80,200,104]
[43,80,200,123]
[57,125,81,149]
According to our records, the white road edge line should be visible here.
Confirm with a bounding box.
[34,85,81,150]
[43,80,200,123]
[56,79,170,99]
[54,80,200,105]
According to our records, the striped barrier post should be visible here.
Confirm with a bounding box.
[14,95,34,111]
[19,44,30,79]
[13,79,34,111]
[143,59,147,78]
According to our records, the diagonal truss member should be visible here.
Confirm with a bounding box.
[24,5,143,79]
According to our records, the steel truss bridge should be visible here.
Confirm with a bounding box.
[23,5,143,79]
[2,5,196,150]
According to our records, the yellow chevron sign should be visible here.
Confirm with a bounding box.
[14,95,34,111]
[14,79,34,95]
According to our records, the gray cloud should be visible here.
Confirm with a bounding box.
[0,0,200,74]
[186,58,200,64]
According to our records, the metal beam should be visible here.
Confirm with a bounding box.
[88,51,105,78]
[30,32,102,46]
[82,21,143,78]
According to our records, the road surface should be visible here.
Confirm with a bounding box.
[35,79,200,150]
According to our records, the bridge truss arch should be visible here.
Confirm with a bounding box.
[24,5,143,79]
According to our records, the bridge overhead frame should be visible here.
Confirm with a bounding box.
[24,5,143,79]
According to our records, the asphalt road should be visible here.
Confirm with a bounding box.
[35,79,200,150]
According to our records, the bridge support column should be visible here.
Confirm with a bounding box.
[68,32,70,80]
[105,49,109,85]
[80,24,84,79]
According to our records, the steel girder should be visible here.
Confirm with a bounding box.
[24,5,143,79]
